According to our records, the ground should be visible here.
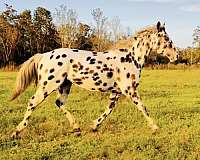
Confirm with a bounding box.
[0,69,200,159]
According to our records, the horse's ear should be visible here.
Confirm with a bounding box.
[157,21,161,31]
[162,22,166,32]
[157,21,165,32]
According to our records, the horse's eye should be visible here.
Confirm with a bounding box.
[165,36,169,41]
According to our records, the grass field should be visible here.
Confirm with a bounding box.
[0,69,200,159]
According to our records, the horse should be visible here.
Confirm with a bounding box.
[11,21,178,137]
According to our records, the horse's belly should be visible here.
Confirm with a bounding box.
[67,69,115,92]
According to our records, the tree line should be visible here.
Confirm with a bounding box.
[0,4,126,67]
[0,4,200,67]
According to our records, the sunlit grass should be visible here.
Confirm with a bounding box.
[0,69,200,159]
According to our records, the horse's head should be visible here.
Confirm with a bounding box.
[113,22,178,67]
[152,21,178,62]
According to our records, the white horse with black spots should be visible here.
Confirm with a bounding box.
[11,22,178,137]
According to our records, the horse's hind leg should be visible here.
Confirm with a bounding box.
[91,92,121,131]
[11,86,51,138]
[55,79,80,134]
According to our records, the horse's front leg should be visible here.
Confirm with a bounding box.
[129,87,159,132]
[91,92,121,131]
[119,75,159,132]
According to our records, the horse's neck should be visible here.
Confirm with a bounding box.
[132,35,153,67]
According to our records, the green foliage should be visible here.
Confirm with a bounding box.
[1,70,200,159]
[16,10,35,63]
[0,4,115,67]
[54,6,113,51]
[193,26,200,46]
[74,23,93,50]
[91,8,112,51]
[179,25,200,65]
[0,5,60,67]
[179,47,200,64]
[33,7,60,53]
[54,5,79,48]
[1,3,200,67]
[0,5,19,65]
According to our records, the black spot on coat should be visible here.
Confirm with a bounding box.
[39,74,42,80]
[62,54,67,58]
[39,64,43,70]
[44,92,48,98]
[50,68,54,73]
[119,48,128,52]
[120,57,125,63]
[107,72,113,78]
[86,57,91,61]
[48,75,55,80]
[89,58,96,64]
[56,55,60,59]
[43,81,47,85]
[56,80,60,83]
[72,49,79,52]
[50,55,54,59]
[62,72,68,77]
[93,51,97,56]
[58,62,63,66]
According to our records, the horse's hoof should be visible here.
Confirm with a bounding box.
[90,121,100,132]
[151,125,159,134]
[90,124,98,132]
[11,131,19,139]
[72,128,81,136]
[91,127,98,132]
[90,126,99,132]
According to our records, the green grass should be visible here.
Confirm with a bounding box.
[1,69,200,159]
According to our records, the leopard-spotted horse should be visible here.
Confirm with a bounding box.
[11,22,178,137]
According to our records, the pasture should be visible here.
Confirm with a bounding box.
[0,69,200,159]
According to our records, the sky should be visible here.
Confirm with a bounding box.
[1,0,200,48]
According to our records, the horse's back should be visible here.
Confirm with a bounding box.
[37,48,117,91]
